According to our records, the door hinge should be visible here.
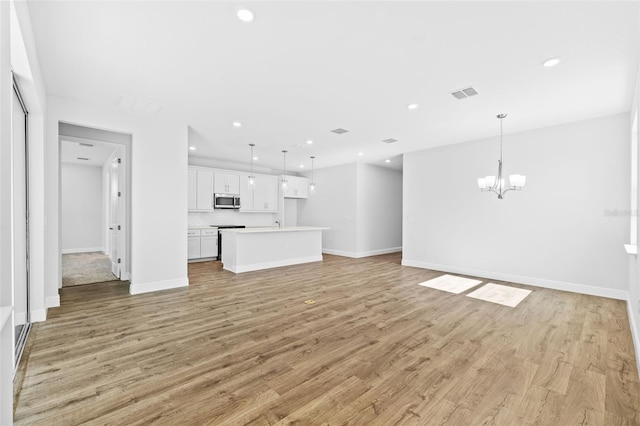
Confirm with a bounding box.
[117,158,122,164]
[118,191,122,197]
[117,258,121,264]
[117,225,121,231]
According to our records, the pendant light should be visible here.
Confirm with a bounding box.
[248,143,256,187]
[281,150,288,189]
[309,156,316,192]
[477,114,526,199]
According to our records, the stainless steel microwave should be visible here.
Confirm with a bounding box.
[214,193,240,209]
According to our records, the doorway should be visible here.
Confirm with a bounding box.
[59,123,131,288]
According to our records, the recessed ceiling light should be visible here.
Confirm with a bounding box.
[358,152,364,156]
[299,164,304,168]
[233,121,242,128]
[542,57,561,67]
[253,156,258,161]
[306,140,313,145]
[407,104,419,110]
[237,9,254,22]
[385,159,391,163]
[189,146,196,151]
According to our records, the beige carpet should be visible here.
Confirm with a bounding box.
[62,252,118,287]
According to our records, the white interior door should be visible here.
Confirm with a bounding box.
[109,156,120,278]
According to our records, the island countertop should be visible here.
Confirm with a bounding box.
[220,226,328,273]
[219,226,329,234]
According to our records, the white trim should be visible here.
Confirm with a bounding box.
[322,247,402,259]
[30,309,46,323]
[401,259,628,300]
[61,247,104,254]
[45,294,60,308]
[224,255,322,273]
[129,277,189,295]
[120,271,131,281]
[626,299,640,378]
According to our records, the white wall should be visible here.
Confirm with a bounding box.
[0,3,14,423]
[356,164,402,255]
[298,163,358,255]
[297,162,402,257]
[403,113,630,299]
[47,96,189,296]
[284,198,297,227]
[627,59,640,377]
[1,1,49,421]
[61,163,103,252]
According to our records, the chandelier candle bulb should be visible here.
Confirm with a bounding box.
[509,174,526,188]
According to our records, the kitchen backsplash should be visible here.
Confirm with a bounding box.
[188,211,278,227]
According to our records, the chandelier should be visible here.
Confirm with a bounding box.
[477,114,526,199]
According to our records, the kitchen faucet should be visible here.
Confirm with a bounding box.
[275,219,281,228]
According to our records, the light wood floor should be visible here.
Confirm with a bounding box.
[14,253,640,425]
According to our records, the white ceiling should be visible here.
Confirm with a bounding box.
[60,139,117,167]
[28,1,639,173]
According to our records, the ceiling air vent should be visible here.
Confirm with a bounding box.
[77,157,89,161]
[450,86,479,100]
[78,142,94,147]
[382,138,398,144]
[331,128,349,134]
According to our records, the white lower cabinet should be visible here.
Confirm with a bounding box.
[200,229,218,258]
[188,230,201,260]
[188,229,219,260]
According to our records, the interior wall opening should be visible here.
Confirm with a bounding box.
[58,123,132,291]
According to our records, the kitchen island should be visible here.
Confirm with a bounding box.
[220,226,329,273]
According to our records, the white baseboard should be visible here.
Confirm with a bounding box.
[626,299,640,378]
[61,247,104,254]
[15,312,26,326]
[120,271,131,281]
[129,277,189,295]
[45,295,60,308]
[323,247,402,259]
[224,255,322,273]
[401,259,628,300]
[31,309,46,323]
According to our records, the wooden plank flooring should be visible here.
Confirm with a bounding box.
[13,253,640,425]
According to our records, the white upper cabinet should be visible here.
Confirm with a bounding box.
[189,166,279,212]
[239,174,278,213]
[196,170,214,210]
[254,176,278,211]
[283,175,309,199]
[239,175,254,211]
[188,169,197,210]
[214,172,240,194]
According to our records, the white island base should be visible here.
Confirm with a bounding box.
[220,226,329,273]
